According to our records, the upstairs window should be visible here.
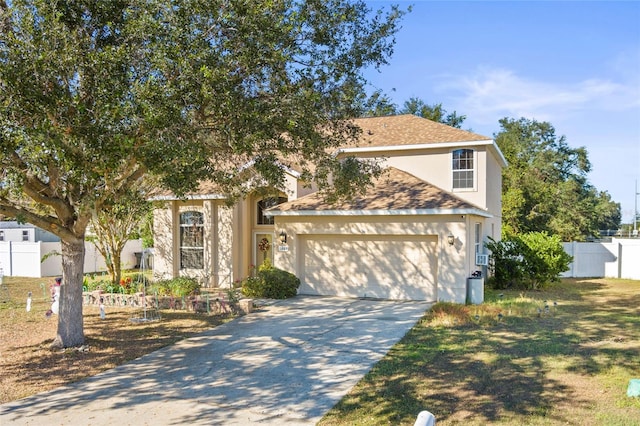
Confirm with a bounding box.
[22,230,29,241]
[257,197,288,225]
[452,148,475,190]
[179,211,204,269]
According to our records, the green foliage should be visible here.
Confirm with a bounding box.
[496,118,621,240]
[150,277,200,298]
[486,232,572,290]
[485,238,527,289]
[83,278,111,293]
[519,232,573,285]
[359,94,467,129]
[137,209,155,249]
[359,89,398,117]
[400,98,466,128]
[0,0,405,346]
[90,190,153,286]
[241,265,300,299]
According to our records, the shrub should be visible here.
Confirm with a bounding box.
[486,232,572,290]
[520,232,572,285]
[149,276,200,297]
[241,265,300,299]
[125,272,150,287]
[84,278,111,292]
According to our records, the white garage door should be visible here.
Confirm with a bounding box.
[300,235,437,301]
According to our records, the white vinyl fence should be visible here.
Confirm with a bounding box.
[562,238,640,280]
[0,240,143,278]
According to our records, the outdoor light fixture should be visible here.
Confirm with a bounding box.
[279,230,288,244]
[447,234,455,246]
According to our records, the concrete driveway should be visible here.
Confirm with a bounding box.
[1,296,431,425]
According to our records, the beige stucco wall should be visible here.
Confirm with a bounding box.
[153,203,175,280]
[274,215,471,303]
[341,146,494,212]
[152,144,502,299]
[153,199,235,286]
[213,202,234,287]
[485,149,503,241]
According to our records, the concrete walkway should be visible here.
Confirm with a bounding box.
[1,296,431,425]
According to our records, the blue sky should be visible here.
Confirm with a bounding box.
[364,0,640,226]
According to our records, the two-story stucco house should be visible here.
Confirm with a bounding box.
[152,114,506,303]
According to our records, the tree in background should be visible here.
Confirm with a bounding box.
[0,0,405,347]
[89,191,152,287]
[360,89,398,117]
[360,94,467,128]
[496,118,620,240]
[399,97,466,128]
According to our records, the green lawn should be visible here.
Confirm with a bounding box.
[319,278,640,426]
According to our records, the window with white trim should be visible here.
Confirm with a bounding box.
[257,197,288,225]
[179,211,204,269]
[452,148,475,189]
[475,223,482,255]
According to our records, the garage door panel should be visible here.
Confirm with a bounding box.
[300,235,437,301]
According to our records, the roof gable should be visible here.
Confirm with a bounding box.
[270,167,489,216]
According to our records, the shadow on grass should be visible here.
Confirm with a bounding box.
[322,278,640,425]
[0,309,230,403]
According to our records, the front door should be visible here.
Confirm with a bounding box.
[254,232,274,268]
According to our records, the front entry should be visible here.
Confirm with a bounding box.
[253,232,274,268]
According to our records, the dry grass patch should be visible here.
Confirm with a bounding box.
[0,276,234,404]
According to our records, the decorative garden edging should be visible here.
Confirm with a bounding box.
[83,290,253,315]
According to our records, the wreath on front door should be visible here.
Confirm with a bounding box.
[258,237,271,252]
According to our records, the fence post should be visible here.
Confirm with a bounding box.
[618,242,623,279]
[8,241,13,276]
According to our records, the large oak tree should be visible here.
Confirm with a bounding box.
[0,0,405,347]
[496,117,621,240]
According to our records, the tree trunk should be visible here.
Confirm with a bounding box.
[51,237,85,349]
[113,250,122,288]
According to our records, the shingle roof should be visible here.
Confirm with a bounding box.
[270,167,488,215]
[150,115,495,200]
[345,114,491,148]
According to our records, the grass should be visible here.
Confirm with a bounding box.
[319,278,640,425]
[0,275,235,404]
[2,276,639,424]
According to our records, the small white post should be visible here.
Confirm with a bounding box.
[414,410,436,426]
[26,291,32,312]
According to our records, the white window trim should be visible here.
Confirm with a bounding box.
[474,222,482,255]
[178,210,205,270]
[451,148,477,192]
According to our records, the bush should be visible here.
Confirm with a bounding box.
[486,232,572,290]
[241,265,300,299]
[84,278,111,292]
[149,276,200,297]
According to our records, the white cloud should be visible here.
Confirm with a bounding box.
[440,66,640,126]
